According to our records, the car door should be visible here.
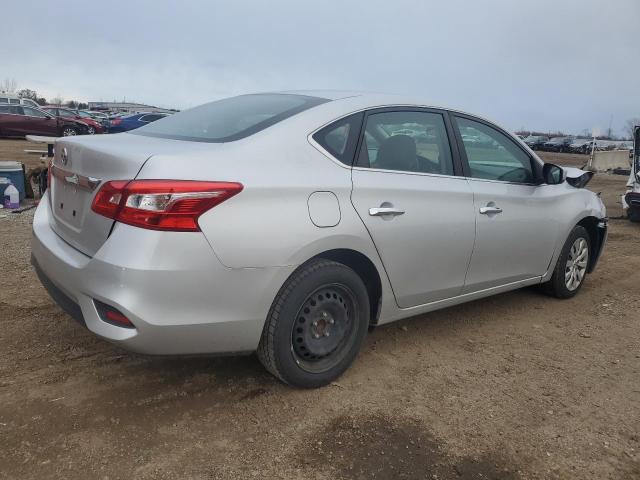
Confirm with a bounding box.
[451,114,559,292]
[350,108,476,308]
[21,106,57,135]
[0,105,15,134]
[2,106,31,135]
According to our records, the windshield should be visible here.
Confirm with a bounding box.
[131,93,328,143]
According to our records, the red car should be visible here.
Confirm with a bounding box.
[0,105,89,137]
[42,106,105,134]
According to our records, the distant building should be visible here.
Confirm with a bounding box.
[87,101,177,114]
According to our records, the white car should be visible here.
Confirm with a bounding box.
[0,93,39,108]
[32,92,608,387]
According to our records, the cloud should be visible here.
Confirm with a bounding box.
[1,0,638,135]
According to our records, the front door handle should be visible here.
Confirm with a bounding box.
[479,206,503,215]
[369,207,405,217]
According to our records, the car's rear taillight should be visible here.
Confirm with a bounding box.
[110,118,122,126]
[91,180,243,231]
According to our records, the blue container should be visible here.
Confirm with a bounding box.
[0,162,25,202]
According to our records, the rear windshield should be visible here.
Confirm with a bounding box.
[131,93,328,143]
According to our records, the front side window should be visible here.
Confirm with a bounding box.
[312,113,363,165]
[356,110,454,175]
[133,93,328,143]
[23,107,48,118]
[455,117,534,184]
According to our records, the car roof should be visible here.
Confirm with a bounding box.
[267,91,515,135]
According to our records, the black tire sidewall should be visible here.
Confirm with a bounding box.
[271,262,370,388]
[551,226,590,298]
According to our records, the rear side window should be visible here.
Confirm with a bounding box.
[312,113,363,165]
[132,94,328,143]
[9,98,19,105]
[356,110,454,175]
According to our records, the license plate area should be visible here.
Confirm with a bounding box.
[50,165,101,230]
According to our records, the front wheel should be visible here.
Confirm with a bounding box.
[543,226,590,298]
[62,126,78,136]
[257,259,370,388]
[86,126,95,135]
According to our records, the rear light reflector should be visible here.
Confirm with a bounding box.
[91,180,243,231]
[94,300,135,329]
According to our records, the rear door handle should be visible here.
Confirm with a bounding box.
[479,206,503,215]
[369,207,405,217]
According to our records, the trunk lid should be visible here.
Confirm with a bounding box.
[48,134,209,256]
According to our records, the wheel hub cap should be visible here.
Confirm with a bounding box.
[292,286,352,361]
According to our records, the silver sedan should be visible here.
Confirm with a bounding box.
[31,91,607,388]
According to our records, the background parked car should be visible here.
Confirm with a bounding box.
[0,94,40,108]
[542,136,574,153]
[77,110,110,131]
[569,138,594,154]
[108,112,169,133]
[0,105,89,137]
[523,135,549,150]
[41,107,104,134]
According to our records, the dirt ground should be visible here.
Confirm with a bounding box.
[0,138,638,479]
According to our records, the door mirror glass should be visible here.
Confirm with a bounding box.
[542,163,565,185]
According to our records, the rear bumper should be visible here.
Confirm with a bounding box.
[31,197,296,355]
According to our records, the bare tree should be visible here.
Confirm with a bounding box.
[1,78,17,93]
[50,96,64,106]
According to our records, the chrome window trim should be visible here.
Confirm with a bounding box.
[308,103,545,182]
[352,165,468,181]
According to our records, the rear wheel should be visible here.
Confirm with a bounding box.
[257,259,370,388]
[62,126,78,136]
[543,226,590,298]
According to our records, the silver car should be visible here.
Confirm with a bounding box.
[31,92,607,388]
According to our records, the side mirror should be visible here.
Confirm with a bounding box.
[542,163,566,185]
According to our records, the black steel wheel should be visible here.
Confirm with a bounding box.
[291,284,358,373]
[258,259,370,388]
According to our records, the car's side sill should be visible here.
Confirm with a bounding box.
[379,276,542,324]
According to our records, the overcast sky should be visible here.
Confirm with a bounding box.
[2,0,638,136]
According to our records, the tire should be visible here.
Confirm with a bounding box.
[86,126,95,135]
[62,126,78,136]
[257,259,370,388]
[543,226,590,299]
[628,207,640,223]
